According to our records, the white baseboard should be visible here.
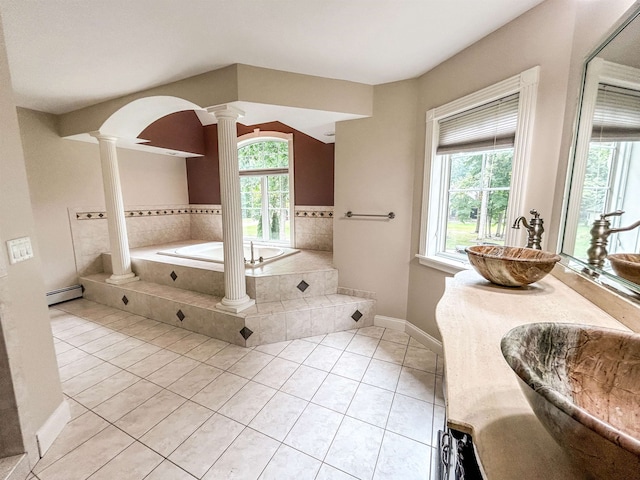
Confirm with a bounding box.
[36,399,70,457]
[46,285,83,306]
[374,315,443,356]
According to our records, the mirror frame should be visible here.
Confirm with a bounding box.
[560,4,640,297]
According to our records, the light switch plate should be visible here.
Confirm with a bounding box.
[6,236,34,264]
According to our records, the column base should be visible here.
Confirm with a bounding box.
[216,296,256,313]
[105,273,140,285]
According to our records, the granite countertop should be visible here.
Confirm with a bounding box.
[436,269,631,479]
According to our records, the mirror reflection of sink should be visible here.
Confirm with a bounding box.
[607,253,640,285]
[501,323,640,480]
[465,246,560,287]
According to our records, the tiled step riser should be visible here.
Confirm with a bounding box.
[249,270,339,303]
[102,254,225,297]
[82,277,245,346]
[102,254,339,304]
[81,276,375,348]
[244,300,375,347]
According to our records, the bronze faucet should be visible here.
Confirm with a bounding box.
[586,210,640,269]
[512,209,544,250]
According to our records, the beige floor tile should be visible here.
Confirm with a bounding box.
[227,350,275,379]
[403,346,438,373]
[316,464,359,479]
[80,332,129,354]
[284,403,343,460]
[115,389,186,438]
[254,340,291,356]
[132,323,175,342]
[203,428,279,480]
[362,359,402,392]
[312,374,358,414]
[381,329,410,345]
[140,400,213,456]
[435,376,445,406]
[93,337,144,361]
[259,444,321,480]
[167,363,223,398]
[65,396,88,421]
[249,391,308,441]
[62,362,122,396]
[56,347,90,368]
[34,411,109,474]
[183,337,229,361]
[205,344,251,370]
[166,332,210,354]
[396,367,437,403]
[325,417,384,480]
[280,365,327,401]
[356,326,385,339]
[432,405,446,446]
[330,351,371,381]
[93,379,162,422]
[218,381,277,425]
[38,425,133,480]
[145,460,198,480]
[58,354,104,382]
[345,335,380,357]
[87,441,163,480]
[126,349,180,378]
[252,357,299,389]
[374,430,431,480]
[278,339,317,363]
[54,340,75,356]
[346,383,394,428]
[408,337,427,350]
[301,334,327,344]
[169,414,245,478]
[65,327,114,347]
[386,393,434,445]
[303,344,343,372]
[191,372,248,411]
[109,343,161,368]
[320,331,355,350]
[373,340,408,365]
[74,370,140,408]
[146,356,200,387]
[55,323,100,341]
[149,328,192,348]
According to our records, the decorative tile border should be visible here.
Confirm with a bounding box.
[294,209,334,218]
[76,206,222,220]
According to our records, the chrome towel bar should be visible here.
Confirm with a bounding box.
[345,211,395,219]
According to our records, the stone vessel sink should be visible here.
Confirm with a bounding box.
[501,323,640,479]
[464,245,560,287]
[608,253,640,285]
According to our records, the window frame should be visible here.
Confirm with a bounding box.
[237,130,295,246]
[417,66,540,274]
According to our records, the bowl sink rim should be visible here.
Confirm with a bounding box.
[501,322,640,456]
[465,245,561,263]
[607,252,640,265]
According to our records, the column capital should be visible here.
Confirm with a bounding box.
[89,131,119,143]
[206,105,245,121]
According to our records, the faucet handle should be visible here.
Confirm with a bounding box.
[601,210,624,219]
[529,209,540,218]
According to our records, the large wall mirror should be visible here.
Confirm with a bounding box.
[562,3,640,295]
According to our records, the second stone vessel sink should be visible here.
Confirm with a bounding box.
[465,245,560,287]
[501,322,640,479]
[608,253,640,285]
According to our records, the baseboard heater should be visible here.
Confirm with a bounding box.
[46,285,83,306]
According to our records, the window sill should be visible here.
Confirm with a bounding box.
[416,254,470,275]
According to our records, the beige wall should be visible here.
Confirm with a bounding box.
[0,15,63,466]
[334,80,418,319]
[19,108,189,292]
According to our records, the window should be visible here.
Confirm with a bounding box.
[418,67,540,273]
[238,131,294,245]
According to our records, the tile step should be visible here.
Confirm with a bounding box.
[80,274,375,347]
[0,455,28,480]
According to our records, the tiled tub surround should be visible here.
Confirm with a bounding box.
[82,243,373,348]
[70,204,333,278]
[294,206,333,252]
[38,298,443,480]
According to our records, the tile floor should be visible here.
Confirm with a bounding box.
[29,298,445,480]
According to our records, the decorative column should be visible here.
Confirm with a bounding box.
[90,132,139,285]
[208,106,255,313]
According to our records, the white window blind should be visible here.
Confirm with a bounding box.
[592,84,640,141]
[437,93,520,154]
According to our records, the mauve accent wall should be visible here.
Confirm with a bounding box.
[139,114,335,206]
